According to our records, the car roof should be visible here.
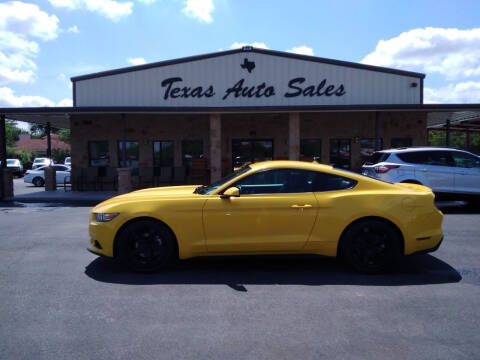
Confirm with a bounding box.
[249,160,333,172]
[378,147,474,154]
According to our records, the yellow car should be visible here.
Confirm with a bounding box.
[88,160,443,273]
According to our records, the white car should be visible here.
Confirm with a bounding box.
[0,159,24,177]
[32,158,53,170]
[24,165,71,187]
[361,147,480,201]
[64,157,71,166]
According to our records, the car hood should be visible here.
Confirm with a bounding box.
[94,185,202,210]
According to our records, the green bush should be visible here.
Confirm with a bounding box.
[52,148,71,164]
[6,147,34,170]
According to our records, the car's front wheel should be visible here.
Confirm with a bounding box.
[118,219,177,272]
[341,219,401,273]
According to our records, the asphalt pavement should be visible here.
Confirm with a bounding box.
[0,204,479,360]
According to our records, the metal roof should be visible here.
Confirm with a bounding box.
[2,104,480,129]
[71,47,426,82]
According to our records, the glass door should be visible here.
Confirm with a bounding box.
[232,139,273,170]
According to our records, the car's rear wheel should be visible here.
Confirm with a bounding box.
[341,219,401,274]
[32,177,45,187]
[118,219,177,272]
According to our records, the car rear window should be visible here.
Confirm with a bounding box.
[363,152,390,165]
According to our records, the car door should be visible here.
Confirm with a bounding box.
[53,165,69,184]
[450,151,480,194]
[414,151,455,192]
[202,168,318,252]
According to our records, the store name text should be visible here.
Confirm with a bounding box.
[160,77,346,101]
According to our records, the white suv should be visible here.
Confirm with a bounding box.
[362,147,480,200]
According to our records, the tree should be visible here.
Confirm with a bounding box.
[57,129,70,144]
[6,120,21,147]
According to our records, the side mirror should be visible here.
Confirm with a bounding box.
[220,186,240,199]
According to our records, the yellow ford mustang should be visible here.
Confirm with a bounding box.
[88,160,443,273]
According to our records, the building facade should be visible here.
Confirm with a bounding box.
[69,47,426,188]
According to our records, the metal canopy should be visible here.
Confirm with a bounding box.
[2,104,480,130]
[428,111,480,132]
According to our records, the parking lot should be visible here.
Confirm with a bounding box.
[0,202,478,360]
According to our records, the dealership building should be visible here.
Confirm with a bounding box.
[1,47,480,195]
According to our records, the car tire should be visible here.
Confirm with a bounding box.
[341,219,401,274]
[118,219,177,272]
[32,177,45,187]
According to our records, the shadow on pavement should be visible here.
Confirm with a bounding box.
[85,254,461,291]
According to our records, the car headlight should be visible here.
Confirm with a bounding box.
[95,213,119,222]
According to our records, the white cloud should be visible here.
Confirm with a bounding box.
[424,82,480,103]
[0,87,55,107]
[57,98,73,106]
[49,0,133,21]
[136,0,156,3]
[182,0,214,23]
[0,2,60,41]
[361,27,480,80]
[0,87,73,107]
[0,2,60,85]
[286,46,314,56]
[127,57,146,65]
[67,25,79,33]
[230,42,269,50]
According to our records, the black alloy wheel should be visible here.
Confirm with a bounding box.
[342,219,401,273]
[33,177,45,187]
[118,220,177,272]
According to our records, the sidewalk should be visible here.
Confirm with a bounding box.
[6,190,117,205]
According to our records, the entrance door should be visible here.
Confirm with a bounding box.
[232,139,273,170]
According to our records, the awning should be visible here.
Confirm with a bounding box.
[2,104,480,130]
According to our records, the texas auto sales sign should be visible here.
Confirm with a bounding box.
[157,58,346,103]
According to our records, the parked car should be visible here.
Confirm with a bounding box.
[88,160,443,273]
[64,157,71,166]
[361,147,480,201]
[0,159,24,177]
[24,165,71,187]
[32,158,53,170]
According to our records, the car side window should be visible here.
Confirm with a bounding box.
[233,169,317,195]
[313,173,357,192]
[451,152,480,168]
[424,151,454,167]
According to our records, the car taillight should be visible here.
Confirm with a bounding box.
[375,165,399,173]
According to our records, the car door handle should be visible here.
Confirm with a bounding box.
[418,168,427,171]
[291,204,313,208]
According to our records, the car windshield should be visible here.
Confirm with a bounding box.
[195,166,252,195]
[34,159,45,163]
[7,160,15,165]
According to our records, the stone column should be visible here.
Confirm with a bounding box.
[117,167,132,194]
[44,166,57,191]
[289,112,300,160]
[1,169,13,199]
[209,113,222,183]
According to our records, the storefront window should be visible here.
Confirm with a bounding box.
[232,139,273,170]
[117,141,139,168]
[153,140,174,167]
[89,141,109,167]
[391,138,412,148]
[182,140,203,167]
[300,139,321,162]
[330,139,351,169]
[360,138,383,164]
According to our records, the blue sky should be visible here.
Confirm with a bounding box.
[1,0,480,108]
